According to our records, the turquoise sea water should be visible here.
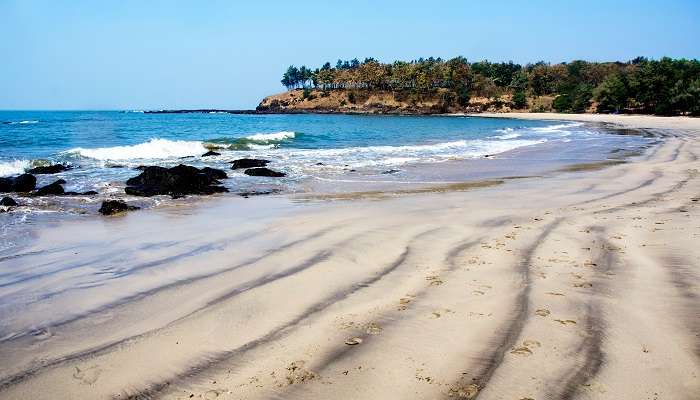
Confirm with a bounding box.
[0,111,651,196]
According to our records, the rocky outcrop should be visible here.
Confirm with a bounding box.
[0,197,18,206]
[244,167,286,177]
[27,164,72,174]
[0,174,37,193]
[99,200,140,215]
[230,158,270,170]
[125,164,229,198]
[202,150,221,157]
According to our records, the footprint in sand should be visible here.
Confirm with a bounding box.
[364,322,382,335]
[398,295,415,310]
[510,340,541,356]
[448,383,479,398]
[426,275,444,286]
[554,319,577,326]
[73,365,102,385]
[545,292,565,296]
[535,308,551,317]
[573,282,593,288]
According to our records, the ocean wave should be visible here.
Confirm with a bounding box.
[65,138,208,161]
[531,122,584,132]
[270,138,546,168]
[206,131,296,150]
[245,131,296,141]
[3,120,39,125]
[493,132,522,140]
[0,160,30,177]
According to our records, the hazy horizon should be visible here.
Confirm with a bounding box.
[2,0,699,110]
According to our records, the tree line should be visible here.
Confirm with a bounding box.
[280,56,700,115]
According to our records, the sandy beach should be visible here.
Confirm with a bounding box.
[0,114,698,400]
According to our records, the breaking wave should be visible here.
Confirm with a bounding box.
[65,138,208,161]
[0,160,30,177]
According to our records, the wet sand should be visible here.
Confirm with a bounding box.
[0,115,698,399]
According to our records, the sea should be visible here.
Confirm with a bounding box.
[0,111,654,216]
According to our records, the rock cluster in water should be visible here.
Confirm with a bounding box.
[26,164,72,174]
[125,164,229,198]
[0,160,288,215]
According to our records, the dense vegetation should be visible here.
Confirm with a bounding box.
[280,57,700,115]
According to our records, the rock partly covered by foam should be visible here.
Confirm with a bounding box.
[0,196,18,206]
[99,200,140,215]
[26,164,72,174]
[0,174,37,193]
[202,150,221,157]
[125,164,229,198]
[244,167,286,177]
[230,158,270,170]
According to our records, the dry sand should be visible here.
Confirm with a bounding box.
[0,114,698,399]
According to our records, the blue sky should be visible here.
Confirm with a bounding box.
[1,0,698,110]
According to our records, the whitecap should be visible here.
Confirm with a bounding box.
[245,131,296,141]
[0,160,30,177]
[65,138,208,161]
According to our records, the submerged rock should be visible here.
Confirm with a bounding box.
[35,179,66,195]
[381,169,401,174]
[238,189,282,198]
[230,158,270,170]
[26,164,72,174]
[244,167,286,177]
[99,200,140,215]
[202,150,221,157]
[0,196,18,206]
[125,164,229,198]
[0,174,37,193]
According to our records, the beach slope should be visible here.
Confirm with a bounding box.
[0,115,698,399]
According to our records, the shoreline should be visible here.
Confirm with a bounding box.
[0,114,698,399]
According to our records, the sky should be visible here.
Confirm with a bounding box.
[1,0,699,110]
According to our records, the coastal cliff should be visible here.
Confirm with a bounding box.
[257,88,557,115]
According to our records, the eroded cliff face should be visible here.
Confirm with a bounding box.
[256,88,543,114]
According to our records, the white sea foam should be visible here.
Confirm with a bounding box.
[493,132,522,140]
[531,122,584,132]
[0,160,30,177]
[66,138,208,161]
[5,120,39,125]
[245,131,296,141]
[263,138,546,169]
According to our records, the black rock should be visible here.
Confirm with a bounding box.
[0,196,18,206]
[0,174,37,193]
[99,200,140,215]
[381,169,401,174]
[125,164,229,198]
[243,168,286,178]
[82,190,99,195]
[35,179,66,195]
[200,167,228,180]
[230,158,270,170]
[26,164,72,174]
[202,150,221,157]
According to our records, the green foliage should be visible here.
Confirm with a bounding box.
[347,92,356,104]
[553,84,593,113]
[594,73,629,113]
[512,90,528,109]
